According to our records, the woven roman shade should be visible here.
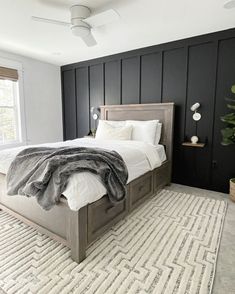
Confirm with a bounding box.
[0,66,18,81]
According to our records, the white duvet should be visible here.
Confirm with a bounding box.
[0,138,166,211]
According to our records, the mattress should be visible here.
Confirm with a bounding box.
[0,138,166,211]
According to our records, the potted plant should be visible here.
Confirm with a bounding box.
[221,84,235,201]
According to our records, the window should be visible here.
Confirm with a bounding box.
[0,79,20,144]
[0,64,24,147]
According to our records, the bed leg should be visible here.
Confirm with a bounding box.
[67,206,88,263]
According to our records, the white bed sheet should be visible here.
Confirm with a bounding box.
[155,144,166,163]
[0,138,166,211]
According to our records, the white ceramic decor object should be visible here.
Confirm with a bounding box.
[191,136,199,144]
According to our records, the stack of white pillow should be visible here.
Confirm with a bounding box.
[95,119,162,146]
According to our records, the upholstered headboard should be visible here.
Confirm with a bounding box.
[100,103,175,162]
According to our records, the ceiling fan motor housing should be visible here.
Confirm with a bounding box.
[70,5,91,37]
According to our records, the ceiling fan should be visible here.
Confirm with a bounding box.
[32,5,120,47]
[224,0,235,9]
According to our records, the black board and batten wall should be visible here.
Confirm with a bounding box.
[61,28,235,193]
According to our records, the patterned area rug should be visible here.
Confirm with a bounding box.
[0,190,226,294]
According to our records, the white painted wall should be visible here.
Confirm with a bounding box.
[0,50,63,145]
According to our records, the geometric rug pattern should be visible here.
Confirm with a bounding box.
[0,190,226,294]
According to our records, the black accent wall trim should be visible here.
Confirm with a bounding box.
[61,28,235,193]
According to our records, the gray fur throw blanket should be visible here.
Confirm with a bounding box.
[6,146,128,210]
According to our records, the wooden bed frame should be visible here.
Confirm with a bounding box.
[0,103,174,263]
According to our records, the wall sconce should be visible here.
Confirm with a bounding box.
[90,107,100,129]
[191,102,201,121]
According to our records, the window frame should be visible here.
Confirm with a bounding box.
[0,57,27,150]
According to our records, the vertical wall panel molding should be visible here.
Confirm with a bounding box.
[209,40,220,188]
[62,69,77,140]
[184,42,217,188]
[183,46,190,140]
[139,55,142,104]
[162,46,188,184]
[120,59,122,104]
[104,60,121,105]
[75,66,89,138]
[160,51,164,102]
[88,66,91,131]
[140,52,162,103]
[103,63,105,105]
[61,28,235,193]
[122,56,140,104]
[89,64,104,129]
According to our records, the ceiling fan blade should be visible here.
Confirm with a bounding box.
[83,9,119,28]
[81,33,97,47]
[224,0,235,9]
[32,16,70,27]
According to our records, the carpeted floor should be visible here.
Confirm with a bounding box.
[166,184,235,294]
[0,186,229,294]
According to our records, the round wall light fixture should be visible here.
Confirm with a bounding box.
[191,102,201,121]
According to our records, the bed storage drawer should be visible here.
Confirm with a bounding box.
[87,195,127,244]
[153,161,170,192]
[129,171,153,210]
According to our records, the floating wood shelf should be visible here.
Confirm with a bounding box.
[182,142,205,148]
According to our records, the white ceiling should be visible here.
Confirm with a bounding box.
[0,0,234,66]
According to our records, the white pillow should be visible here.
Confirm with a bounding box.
[126,120,158,145]
[154,123,162,145]
[96,120,132,140]
[98,120,126,128]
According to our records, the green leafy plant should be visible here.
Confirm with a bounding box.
[221,85,235,145]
